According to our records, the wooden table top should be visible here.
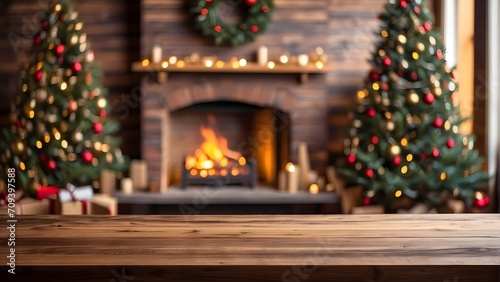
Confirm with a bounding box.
[2,214,499,266]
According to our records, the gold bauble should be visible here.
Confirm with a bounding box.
[388,145,401,156]
[407,91,419,104]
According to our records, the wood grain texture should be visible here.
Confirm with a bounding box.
[0,214,499,266]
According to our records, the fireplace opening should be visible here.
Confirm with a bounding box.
[168,101,291,189]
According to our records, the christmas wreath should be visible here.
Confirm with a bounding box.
[190,0,274,46]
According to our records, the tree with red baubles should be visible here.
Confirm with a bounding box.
[337,0,489,211]
[0,0,128,195]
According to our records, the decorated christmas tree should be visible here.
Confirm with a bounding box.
[0,0,127,195]
[337,0,489,210]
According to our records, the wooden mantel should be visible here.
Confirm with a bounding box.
[0,214,499,281]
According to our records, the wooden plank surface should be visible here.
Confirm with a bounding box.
[1,214,499,266]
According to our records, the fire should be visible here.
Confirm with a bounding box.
[185,117,247,177]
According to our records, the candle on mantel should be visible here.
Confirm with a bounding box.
[121,178,133,195]
[151,44,162,64]
[309,183,319,195]
[100,169,116,195]
[130,160,148,191]
[257,46,268,66]
[286,162,300,193]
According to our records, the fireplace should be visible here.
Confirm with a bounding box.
[141,78,295,192]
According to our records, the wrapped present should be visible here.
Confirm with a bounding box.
[88,194,118,215]
[0,197,50,215]
[52,183,94,215]
[37,185,60,200]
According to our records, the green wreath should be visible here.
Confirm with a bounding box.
[190,0,274,46]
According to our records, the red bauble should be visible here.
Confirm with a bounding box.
[423,22,432,31]
[262,5,270,12]
[346,154,356,164]
[363,197,371,206]
[371,136,379,145]
[382,57,392,67]
[34,70,43,82]
[92,122,103,134]
[446,139,455,149]
[205,0,213,3]
[436,49,443,60]
[393,156,402,166]
[433,117,443,128]
[245,0,257,5]
[47,159,56,171]
[432,148,440,158]
[411,71,418,81]
[39,152,46,162]
[214,25,222,33]
[474,194,490,208]
[200,8,208,15]
[55,44,65,56]
[365,168,374,179]
[414,6,421,14]
[72,62,82,74]
[369,70,381,81]
[381,82,389,91]
[100,109,107,118]
[81,150,93,164]
[250,25,259,33]
[15,120,23,128]
[420,152,427,160]
[424,93,435,105]
[418,26,426,34]
[367,107,376,118]
[34,35,41,46]
[400,0,407,8]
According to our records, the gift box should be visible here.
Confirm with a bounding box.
[88,194,118,215]
[0,197,50,215]
[52,183,94,215]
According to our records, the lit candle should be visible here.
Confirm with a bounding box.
[121,178,133,195]
[309,183,319,195]
[297,54,309,66]
[286,162,300,193]
[257,46,268,66]
[151,44,162,63]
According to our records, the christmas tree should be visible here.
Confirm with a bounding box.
[0,0,127,195]
[337,0,489,210]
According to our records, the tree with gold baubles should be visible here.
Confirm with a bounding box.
[336,0,489,211]
[0,0,128,196]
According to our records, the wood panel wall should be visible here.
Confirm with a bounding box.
[0,0,141,159]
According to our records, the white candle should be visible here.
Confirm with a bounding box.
[297,54,309,66]
[130,160,148,190]
[257,46,268,66]
[121,178,133,195]
[286,162,300,193]
[152,44,162,63]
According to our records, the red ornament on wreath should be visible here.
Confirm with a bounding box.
[369,70,381,81]
[200,8,208,15]
[72,62,82,74]
[400,0,407,9]
[365,168,374,179]
[382,57,392,67]
[433,117,443,128]
[55,44,65,56]
[246,0,257,5]
[414,6,421,14]
[81,150,93,164]
[424,93,435,105]
[92,122,103,134]
[214,25,222,33]
[250,25,259,33]
[346,154,356,165]
[411,71,418,81]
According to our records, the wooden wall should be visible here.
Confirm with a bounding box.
[0,0,141,159]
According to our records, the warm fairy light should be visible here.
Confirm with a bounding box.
[208,169,215,176]
[102,144,110,152]
[267,61,275,69]
[29,111,35,118]
[61,140,68,148]
[372,82,380,91]
[315,61,324,69]
[20,162,25,171]
[395,190,402,197]
[220,169,228,176]
[61,82,67,90]
[239,58,247,67]
[406,154,413,162]
[97,97,107,108]
[231,60,240,69]
[412,52,419,60]
[475,191,484,200]
[215,60,225,68]
[286,162,296,172]
[309,184,319,195]
[36,141,42,149]
[161,61,169,68]
[381,30,388,37]
[190,169,197,176]
[141,59,149,66]
[44,135,51,143]
[168,56,177,65]
[176,60,186,68]
[200,170,208,178]
[204,59,213,68]
[401,138,408,147]
[231,168,239,176]
[440,172,447,180]
[54,131,61,140]
[357,89,368,99]
[185,156,197,170]
[238,157,246,166]
[401,165,408,174]
[94,141,102,151]
[279,55,289,64]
